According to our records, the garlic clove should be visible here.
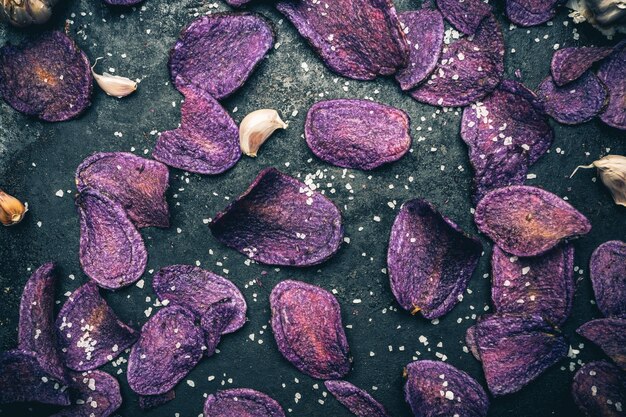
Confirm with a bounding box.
[571,155,626,207]
[91,58,137,98]
[0,189,27,226]
[239,109,287,157]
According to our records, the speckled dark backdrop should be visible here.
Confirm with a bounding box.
[0,1,624,416]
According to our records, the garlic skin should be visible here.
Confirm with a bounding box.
[91,58,137,98]
[571,155,626,207]
[0,190,27,226]
[1,0,58,27]
[239,109,287,157]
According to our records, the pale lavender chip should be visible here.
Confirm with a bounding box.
[387,199,482,319]
[50,370,122,417]
[56,282,138,371]
[138,390,176,411]
[436,0,492,35]
[597,41,626,130]
[590,240,626,318]
[169,13,274,100]
[572,361,625,417]
[325,380,390,417]
[506,0,560,27]
[305,99,411,170]
[577,318,626,372]
[210,168,344,266]
[152,87,241,174]
[203,388,286,417]
[551,46,614,86]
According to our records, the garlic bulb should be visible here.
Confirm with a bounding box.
[239,109,287,157]
[1,0,59,27]
[0,189,27,226]
[571,155,626,207]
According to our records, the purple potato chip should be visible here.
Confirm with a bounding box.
[50,370,122,417]
[200,300,243,356]
[506,0,560,27]
[305,99,411,170]
[169,13,274,100]
[76,152,170,229]
[537,71,609,125]
[138,390,176,411]
[409,15,505,107]
[56,282,138,371]
[597,41,626,130]
[577,318,626,372]
[465,325,481,361]
[551,46,614,86]
[0,31,92,122]
[388,199,482,319]
[127,306,204,395]
[572,361,626,417]
[404,360,489,417]
[474,185,592,257]
[0,349,69,406]
[473,314,568,395]
[276,0,408,80]
[203,388,286,417]
[491,244,575,326]
[395,9,445,91]
[152,87,241,174]
[76,188,147,289]
[18,262,67,383]
[103,0,143,5]
[270,280,351,380]
[325,380,390,417]
[590,240,626,318]
[210,168,344,266]
[225,0,253,6]
[436,0,492,35]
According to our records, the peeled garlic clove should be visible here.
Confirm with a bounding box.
[239,109,287,157]
[91,59,137,98]
[571,155,626,207]
[0,189,27,226]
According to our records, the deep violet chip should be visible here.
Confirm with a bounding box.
[551,46,614,86]
[404,360,489,417]
[472,314,568,396]
[0,349,69,406]
[474,185,592,257]
[305,99,411,170]
[597,41,626,130]
[169,13,274,100]
[76,152,170,229]
[395,9,445,91]
[18,262,67,383]
[537,71,609,125]
[0,31,92,122]
[387,199,482,319]
[465,325,481,361]
[325,380,390,417]
[152,87,241,175]
[506,0,560,27]
[225,0,253,6]
[436,0,492,35]
[203,388,286,417]
[409,15,505,107]
[590,240,626,318]
[76,188,147,289]
[209,168,344,266]
[276,0,408,80]
[572,361,626,417]
[491,244,575,326]
[577,318,626,372]
[103,0,143,5]
[127,306,204,395]
[270,280,351,380]
[201,300,242,356]
[138,391,176,411]
[56,282,138,371]
[50,370,122,417]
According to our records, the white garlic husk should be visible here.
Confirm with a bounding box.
[1,0,58,27]
[239,109,287,157]
[91,58,137,98]
[571,155,626,207]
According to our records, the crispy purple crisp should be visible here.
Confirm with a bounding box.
[572,361,625,417]
[472,314,568,396]
[0,31,92,122]
[76,188,147,289]
[103,0,143,5]
[18,262,67,383]
[404,360,489,417]
[409,15,505,107]
[474,185,591,257]
[270,280,350,380]
[56,282,138,371]
[551,46,614,86]
[465,326,481,361]
[225,0,253,6]
[0,349,69,406]
[577,318,626,372]
[597,41,626,130]
[76,152,170,229]
[127,306,203,395]
[169,13,274,100]
[210,168,344,266]
[436,0,492,35]
[50,370,122,417]
[590,240,626,318]
[203,388,286,417]
[305,99,411,170]
[506,0,560,27]
[201,300,242,356]
[387,199,482,319]
[395,9,445,91]
[138,390,176,411]
[491,244,575,326]
[276,0,408,80]
[152,87,241,174]
[325,380,390,417]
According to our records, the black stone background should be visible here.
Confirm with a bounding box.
[0,0,624,416]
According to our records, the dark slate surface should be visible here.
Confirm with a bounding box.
[0,1,624,416]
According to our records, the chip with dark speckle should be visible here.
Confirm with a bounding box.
[436,0,492,35]
[597,41,626,130]
[50,370,122,417]
[203,388,286,417]
[590,240,626,318]
[138,390,176,411]
[551,46,613,86]
[388,199,482,319]
[270,280,351,380]
[325,380,390,417]
[577,318,626,372]
[572,361,625,417]
[506,0,560,27]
